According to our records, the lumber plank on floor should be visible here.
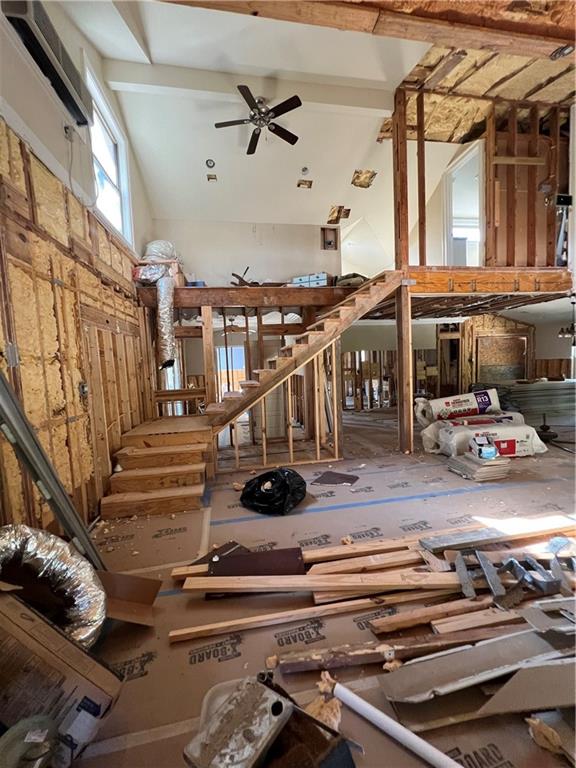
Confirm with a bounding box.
[302,524,484,564]
[109,463,206,493]
[167,589,457,644]
[182,571,463,593]
[114,444,209,469]
[431,607,523,634]
[277,626,523,673]
[420,516,576,554]
[101,485,205,519]
[308,549,423,575]
[369,596,493,634]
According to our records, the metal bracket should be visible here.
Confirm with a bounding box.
[5,342,19,368]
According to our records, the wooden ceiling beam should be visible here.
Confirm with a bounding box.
[164,2,574,60]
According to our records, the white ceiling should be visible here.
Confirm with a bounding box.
[57,0,442,262]
[502,297,575,323]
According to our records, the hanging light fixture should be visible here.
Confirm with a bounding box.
[558,293,576,344]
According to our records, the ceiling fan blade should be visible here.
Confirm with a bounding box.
[237,84,259,111]
[269,95,302,119]
[268,123,298,146]
[214,119,250,128]
[247,128,261,155]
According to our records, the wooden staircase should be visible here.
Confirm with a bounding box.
[207,271,403,431]
[100,418,212,519]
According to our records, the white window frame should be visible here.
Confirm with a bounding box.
[85,64,133,245]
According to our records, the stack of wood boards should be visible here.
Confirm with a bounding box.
[447,453,511,481]
[168,516,576,645]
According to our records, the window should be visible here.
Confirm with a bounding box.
[86,68,132,243]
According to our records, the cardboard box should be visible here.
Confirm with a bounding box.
[0,594,122,767]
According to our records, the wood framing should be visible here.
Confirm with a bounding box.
[416,90,426,267]
[200,306,216,404]
[392,88,409,270]
[0,117,154,528]
[396,284,413,454]
[138,285,354,308]
[168,2,575,60]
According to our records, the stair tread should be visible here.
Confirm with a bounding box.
[102,485,204,502]
[222,391,244,398]
[115,444,208,457]
[113,463,206,478]
[239,380,260,387]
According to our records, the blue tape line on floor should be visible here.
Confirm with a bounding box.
[209,476,564,527]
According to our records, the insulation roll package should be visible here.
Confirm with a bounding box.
[420,412,525,453]
[415,389,501,427]
[437,422,548,458]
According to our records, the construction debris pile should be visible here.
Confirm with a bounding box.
[171,515,576,763]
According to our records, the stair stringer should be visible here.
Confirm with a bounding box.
[209,271,403,434]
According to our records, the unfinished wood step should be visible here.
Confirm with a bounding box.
[109,463,206,494]
[239,380,260,389]
[101,485,205,519]
[267,357,291,370]
[252,369,273,382]
[114,444,208,470]
[222,390,244,399]
[206,402,226,413]
[121,421,213,448]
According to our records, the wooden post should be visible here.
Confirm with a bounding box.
[313,354,321,460]
[506,107,517,267]
[484,106,496,266]
[392,88,409,270]
[416,91,426,266]
[302,307,315,439]
[331,340,342,459]
[201,306,217,404]
[546,106,560,267]
[396,284,413,454]
[527,106,539,267]
[287,375,294,463]
[261,398,267,466]
[233,419,240,469]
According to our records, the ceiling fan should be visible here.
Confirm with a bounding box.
[215,84,302,155]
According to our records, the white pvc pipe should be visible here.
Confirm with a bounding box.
[333,682,461,768]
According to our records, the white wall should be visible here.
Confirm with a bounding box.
[0,8,152,252]
[152,219,341,285]
[534,323,574,360]
[341,321,437,352]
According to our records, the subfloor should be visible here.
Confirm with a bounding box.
[82,410,575,768]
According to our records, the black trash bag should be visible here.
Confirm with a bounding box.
[240,468,307,516]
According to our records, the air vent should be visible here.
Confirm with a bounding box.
[2,0,93,125]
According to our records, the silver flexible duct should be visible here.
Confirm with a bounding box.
[0,524,106,648]
[157,275,177,369]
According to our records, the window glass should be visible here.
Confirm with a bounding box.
[91,107,118,184]
[94,161,122,232]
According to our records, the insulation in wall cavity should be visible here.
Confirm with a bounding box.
[492,59,571,101]
[8,263,47,424]
[29,157,68,244]
[96,223,112,266]
[528,70,575,103]
[36,278,65,418]
[67,191,89,243]
[0,123,26,193]
[77,264,102,307]
[0,443,25,523]
[29,232,53,276]
[453,54,527,96]
[51,423,73,494]
[110,242,124,274]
